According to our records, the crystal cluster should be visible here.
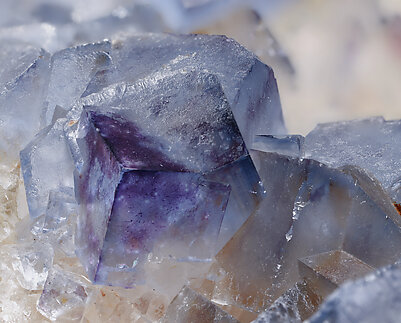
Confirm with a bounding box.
[0,2,400,323]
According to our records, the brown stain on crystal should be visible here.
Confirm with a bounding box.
[68,120,77,127]
[394,203,401,216]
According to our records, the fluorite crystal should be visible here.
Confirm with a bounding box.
[61,34,281,288]
[0,4,401,321]
[309,263,401,323]
[298,250,374,299]
[303,117,401,204]
[162,286,239,323]
[212,151,401,312]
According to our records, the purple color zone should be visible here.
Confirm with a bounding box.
[85,70,247,173]
[74,114,122,280]
[94,171,230,286]
[88,111,188,171]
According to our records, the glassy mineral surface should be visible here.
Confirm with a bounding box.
[303,117,401,203]
[1,3,401,321]
[213,151,401,312]
[64,33,280,288]
[309,263,401,323]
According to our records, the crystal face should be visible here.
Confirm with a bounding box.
[213,151,401,312]
[67,35,277,287]
[309,263,401,323]
[303,117,401,203]
[0,4,401,321]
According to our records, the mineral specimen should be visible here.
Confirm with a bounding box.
[37,265,92,321]
[0,2,401,322]
[63,34,282,288]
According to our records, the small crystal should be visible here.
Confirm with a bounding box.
[252,281,321,323]
[161,286,239,323]
[298,250,374,299]
[20,118,75,219]
[43,41,111,126]
[309,263,401,323]
[0,243,53,291]
[303,117,401,203]
[37,266,92,321]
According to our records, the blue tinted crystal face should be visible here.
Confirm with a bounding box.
[67,34,282,287]
[84,70,247,173]
[72,71,260,286]
[303,117,401,203]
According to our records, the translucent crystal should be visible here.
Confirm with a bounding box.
[81,33,285,145]
[94,171,230,287]
[82,70,247,173]
[37,265,92,321]
[20,118,75,219]
[298,250,374,299]
[0,42,50,163]
[73,68,244,286]
[161,286,239,323]
[309,263,401,323]
[303,117,401,203]
[43,41,111,126]
[43,187,77,233]
[41,187,78,257]
[0,40,43,89]
[252,281,321,323]
[0,245,44,322]
[205,155,265,250]
[213,151,401,312]
[251,135,304,158]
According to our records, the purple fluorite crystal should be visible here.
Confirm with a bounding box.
[68,34,283,287]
